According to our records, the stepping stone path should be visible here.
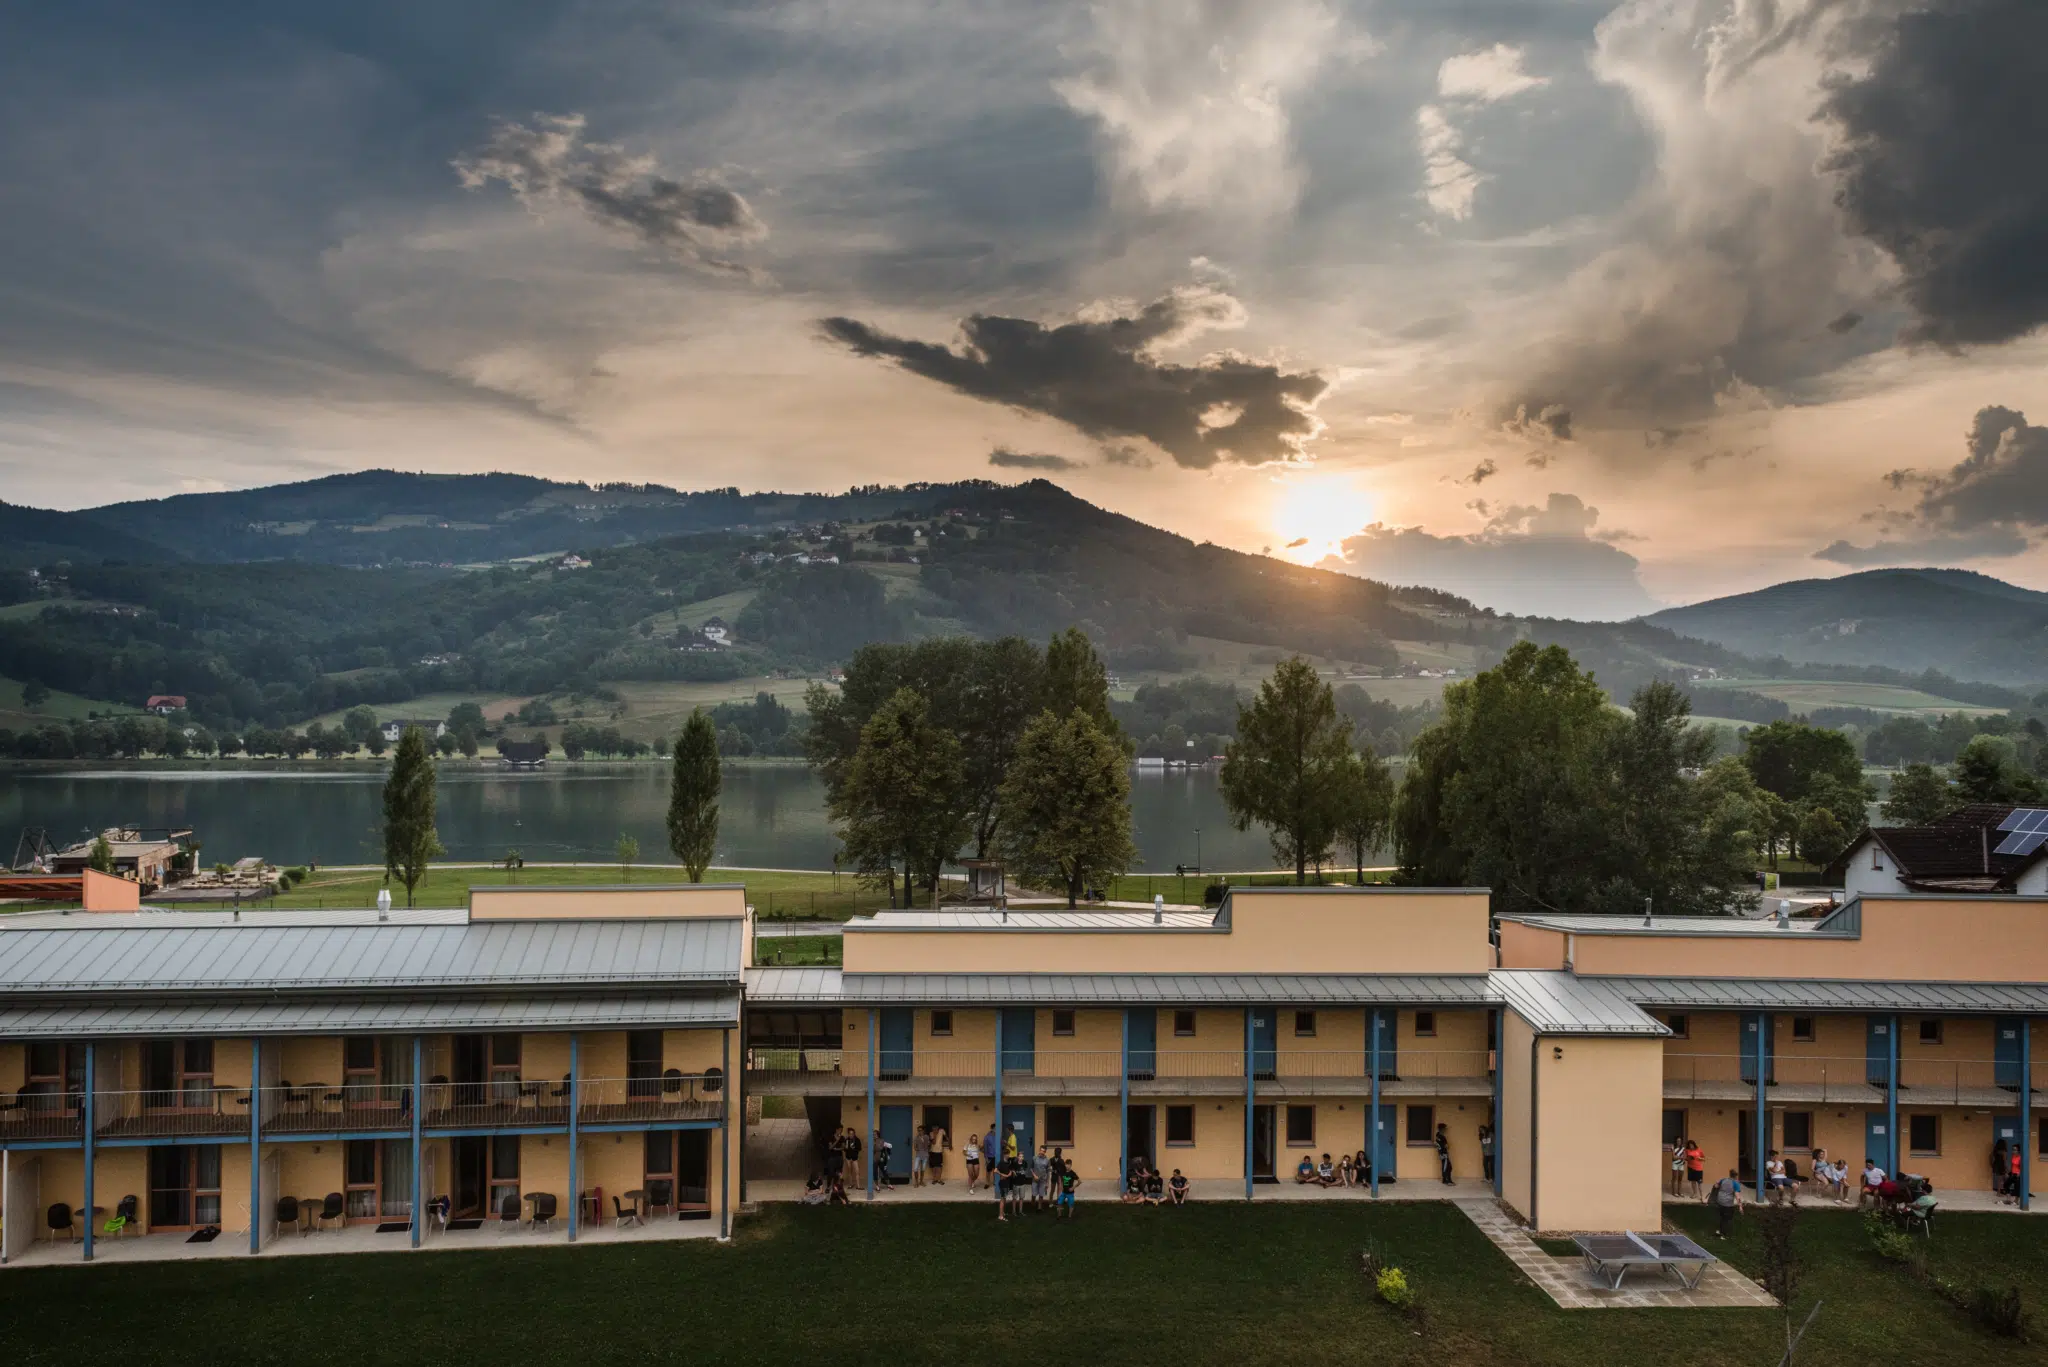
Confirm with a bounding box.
[1451,1197,1777,1310]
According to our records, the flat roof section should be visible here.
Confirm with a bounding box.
[1594,975,2048,1015]
[1491,970,1669,1036]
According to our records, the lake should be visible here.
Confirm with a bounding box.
[0,764,1291,873]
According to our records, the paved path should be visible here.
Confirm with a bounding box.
[1453,1197,1775,1310]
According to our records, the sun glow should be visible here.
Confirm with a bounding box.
[1269,472,1373,565]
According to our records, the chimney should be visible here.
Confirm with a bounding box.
[377,887,392,922]
[1153,893,1165,925]
[1776,899,1791,928]
[1642,896,1652,928]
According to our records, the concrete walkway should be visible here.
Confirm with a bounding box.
[1454,1197,1775,1310]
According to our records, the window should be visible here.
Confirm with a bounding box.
[488,1134,521,1216]
[345,1139,381,1219]
[1665,1014,1689,1038]
[1406,1105,1436,1145]
[1782,1111,1814,1150]
[1414,1011,1437,1037]
[1792,1017,1816,1043]
[1285,1104,1316,1145]
[1294,1010,1317,1037]
[1165,1105,1195,1146]
[488,1033,522,1103]
[922,1104,953,1145]
[1051,1010,1075,1037]
[1044,1105,1074,1146]
[627,1030,663,1098]
[1908,1114,1940,1156]
[1918,1019,1942,1045]
[143,1039,215,1109]
[930,1010,953,1037]
[1662,1108,1687,1146]
[1173,1011,1197,1037]
[25,1044,82,1110]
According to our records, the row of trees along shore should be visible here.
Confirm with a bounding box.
[370,631,1909,917]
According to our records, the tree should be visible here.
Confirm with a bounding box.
[997,710,1136,908]
[340,706,378,744]
[1220,657,1353,884]
[829,688,966,908]
[1953,734,2043,804]
[667,710,721,882]
[381,725,445,907]
[1598,682,1756,915]
[21,680,49,710]
[447,701,487,736]
[1742,720,1867,806]
[614,833,639,881]
[1330,744,1396,884]
[456,729,479,759]
[87,835,114,874]
[435,730,458,758]
[1042,627,1120,741]
[364,728,387,757]
[1880,761,1956,825]
[1796,805,1848,866]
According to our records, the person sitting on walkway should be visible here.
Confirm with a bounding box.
[1169,1169,1189,1205]
[1294,1155,1318,1185]
[1124,1162,1148,1204]
[1709,1168,1744,1238]
[1057,1161,1080,1219]
[1354,1150,1372,1189]
[802,1173,828,1206]
[1317,1154,1338,1187]
[1336,1153,1354,1187]
[828,1174,849,1206]
[1860,1158,1887,1209]
[1144,1169,1165,1205]
[1764,1151,1791,1205]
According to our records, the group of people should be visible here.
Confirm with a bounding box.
[1991,1138,2026,1204]
[1293,1151,1373,1188]
[1120,1158,1188,1205]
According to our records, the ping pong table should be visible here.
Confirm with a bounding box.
[1571,1231,1716,1290]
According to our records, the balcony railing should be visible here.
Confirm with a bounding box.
[260,1082,416,1134]
[1662,1054,2037,1105]
[0,1087,86,1141]
[96,1086,253,1139]
[574,1074,725,1124]
[741,1047,1496,1092]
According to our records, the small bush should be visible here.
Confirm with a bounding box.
[1359,1242,1385,1281]
[1968,1284,2030,1341]
[1376,1267,1416,1309]
[285,866,309,885]
[1863,1211,1915,1264]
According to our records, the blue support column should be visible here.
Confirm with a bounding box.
[1242,1008,1254,1201]
[1368,1009,1381,1199]
[1491,1009,1504,1197]
[1118,1012,1130,1191]
[410,1035,424,1249]
[994,1010,1004,1167]
[249,1037,263,1254]
[865,1008,877,1202]
[566,1032,581,1242]
[82,1042,96,1263]
[1753,1012,1768,1197]
[2022,1017,2033,1212]
[1887,1012,1900,1175]
[719,1027,731,1239]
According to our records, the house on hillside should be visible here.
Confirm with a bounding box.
[701,618,732,645]
[1827,803,2048,897]
[145,695,187,714]
[558,554,591,569]
[380,718,448,742]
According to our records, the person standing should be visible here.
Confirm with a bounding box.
[1668,1138,1686,1197]
[1056,1156,1080,1219]
[1685,1140,1706,1200]
[1434,1123,1453,1185]
[1031,1143,1052,1211]
[1710,1168,1743,1238]
[1992,1137,2010,1197]
[824,1125,844,1190]
[912,1124,931,1188]
[929,1121,948,1184]
[1480,1124,1496,1185]
[963,1131,982,1192]
[985,1123,1000,1187]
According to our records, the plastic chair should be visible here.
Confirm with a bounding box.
[529,1192,558,1232]
[47,1203,76,1243]
[110,1194,139,1237]
[317,1192,344,1232]
[612,1194,643,1229]
[1905,1200,1938,1238]
[275,1195,301,1238]
[497,1192,522,1234]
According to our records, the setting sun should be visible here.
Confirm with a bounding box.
[1269,472,1373,565]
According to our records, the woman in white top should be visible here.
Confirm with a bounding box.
[963,1134,982,1191]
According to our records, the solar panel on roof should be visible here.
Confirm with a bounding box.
[1998,807,2048,834]
[1994,827,2048,858]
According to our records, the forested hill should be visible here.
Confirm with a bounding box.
[1644,568,2048,686]
[0,478,1482,731]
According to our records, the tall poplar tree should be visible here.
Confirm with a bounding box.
[1219,657,1353,883]
[668,709,722,882]
[998,710,1137,908]
[381,725,444,907]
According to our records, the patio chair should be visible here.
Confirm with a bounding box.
[110,1194,139,1237]
[47,1203,76,1243]
[280,1080,310,1111]
[529,1192,558,1232]
[274,1195,301,1238]
[645,1179,674,1218]
[1905,1200,1937,1238]
[316,1192,345,1232]
[612,1194,644,1229]
[702,1066,724,1095]
[661,1069,685,1106]
[0,1089,26,1120]
[498,1192,522,1234]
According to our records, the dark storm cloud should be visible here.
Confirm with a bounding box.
[820,287,1329,469]
[1821,0,2048,347]
[987,447,1080,471]
[1502,402,1572,443]
[455,114,764,274]
[1815,404,2048,564]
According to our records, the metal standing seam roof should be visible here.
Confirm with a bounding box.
[1490,970,1669,1036]
[0,918,744,993]
[1593,976,2048,1014]
[0,991,741,1039]
[850,909,1219,931]
[1501,914,1836,936]
[746,969,1495,1006]
[0,907,471,929]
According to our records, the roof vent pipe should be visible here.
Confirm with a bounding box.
[1642,896,1652,928]
[1154,893,1164,925]
[1777,899,1791,928]
[377,887,391,923]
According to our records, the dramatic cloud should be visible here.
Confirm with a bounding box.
[1417,44,1547,221]
[1056,0,1369,217]
[1821,0,2048,348]
[988,447,1080,471]
[821,285,1329,468]
[1816,405,2048,564]
[1321,493,1659,619]
[454,114,764,274]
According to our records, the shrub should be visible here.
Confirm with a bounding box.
[284,866,308,886]
[1863,1211,1915,1264]
[1376,1267,1416,1309]
[1968,1284,2030,1341]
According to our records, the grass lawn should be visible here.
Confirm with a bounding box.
[1692,679,2002,716]
[753,933,842,966]
[3,1203,2041,1366]
[268,863,890,918]
[0,675,134,730]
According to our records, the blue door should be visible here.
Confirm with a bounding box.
[1741,1014,1774,1084]
[1000,1008,1036,1073]
[1125,1009,1157,1080]
[1251,1008,1276,1079]
[1371,1010,1399,1080]
[1866,1017,1892,1087]
[879,1104,913,1179]
[1866,1111,1894,1171]
[1373,1102,1398,1180]
[879,1008,913,1079]
[1996,1018,2023,1090]
[1002,1104,1035,1157]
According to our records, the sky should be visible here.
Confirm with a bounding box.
[1,0,2045,617]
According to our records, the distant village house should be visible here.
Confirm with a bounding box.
[145,695,187,714]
